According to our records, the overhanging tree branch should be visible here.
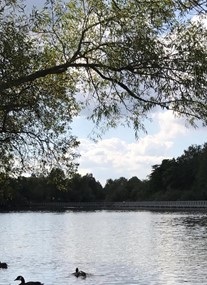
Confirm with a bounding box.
[0,0,207,175]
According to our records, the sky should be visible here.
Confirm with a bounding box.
[72,111,207,186]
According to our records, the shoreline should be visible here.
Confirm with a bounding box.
[1,201,207,212]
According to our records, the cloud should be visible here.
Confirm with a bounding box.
[76,110,197,185]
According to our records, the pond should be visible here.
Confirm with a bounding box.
[0,210,207,285]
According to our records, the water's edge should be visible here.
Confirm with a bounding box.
[2,200,207,211]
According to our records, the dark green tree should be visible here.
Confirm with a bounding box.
[176,145,202,192]
[105,177,128,201]
[193,143,207,199]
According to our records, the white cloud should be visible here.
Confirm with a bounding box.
[75,110,201,186]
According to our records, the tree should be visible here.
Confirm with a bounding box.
[126,176,142,200]
[68,173,103,202]
[176,145,202,191]
[0,172,15,205]
[0,0,80,176]
[147,143,207,200]
[1,0,207,174]
[104,177,128,201]
[195,143,207,198]
[48,167,66,190]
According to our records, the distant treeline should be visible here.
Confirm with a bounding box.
[0,143,207,208]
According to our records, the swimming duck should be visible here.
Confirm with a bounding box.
[0,262,8,269]
[14,276,43,285]
[73,267,86,278]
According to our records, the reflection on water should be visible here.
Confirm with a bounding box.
[0,210,207,285]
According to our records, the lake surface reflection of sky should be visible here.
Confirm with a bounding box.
[0,210,207,285]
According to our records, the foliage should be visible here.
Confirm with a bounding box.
[0,142,207,207]
[0,0,80,176]
[0,170,105,205]
[0,0,207,174]
[104,177,128,201]
[149,143,207,200]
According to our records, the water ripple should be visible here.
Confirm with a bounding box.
[1,211,207,285]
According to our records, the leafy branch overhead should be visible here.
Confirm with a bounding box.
[0,0,207,174]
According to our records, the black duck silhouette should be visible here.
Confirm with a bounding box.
[0,262,7,269]
[14,276,43,285]
[73,267,87,278]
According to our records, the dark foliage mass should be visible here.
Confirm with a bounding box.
[0,143,207,208]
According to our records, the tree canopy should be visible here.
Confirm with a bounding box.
[1,142,207,208]
[0,0,207,175]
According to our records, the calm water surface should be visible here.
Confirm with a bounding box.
[0,210,207,285]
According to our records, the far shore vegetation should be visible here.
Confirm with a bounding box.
[0,143,207,208]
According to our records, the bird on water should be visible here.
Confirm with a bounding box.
[73,267,87,278]
[0,262,8,269]
[14,276,43,285]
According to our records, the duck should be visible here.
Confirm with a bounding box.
[14,276,43,285]
[73,267,87,278]
[0,262,8,269]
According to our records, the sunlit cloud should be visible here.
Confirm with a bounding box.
[75,110,201,185]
